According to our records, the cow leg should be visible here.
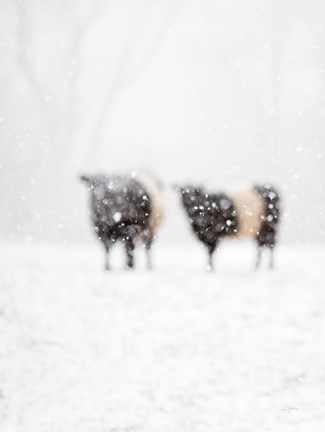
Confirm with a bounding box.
[104,241,112,272]
[124,238,135,269]
[255,245,262,270]
[269,246,274,270]
[145,235,154,270]
[207,245,216,272]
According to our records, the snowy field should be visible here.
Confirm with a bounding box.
[0,240,325,432]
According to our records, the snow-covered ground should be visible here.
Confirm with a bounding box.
[0,240,325,432]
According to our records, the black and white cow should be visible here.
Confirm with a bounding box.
[80,173,164,270]
[175,184,280,270]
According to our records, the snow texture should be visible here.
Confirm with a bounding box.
[0,241,325,431]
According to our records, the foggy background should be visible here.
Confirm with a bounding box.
[1,0,324,246]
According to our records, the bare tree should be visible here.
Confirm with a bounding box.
[88,0,181,161]
[14,0,102,164]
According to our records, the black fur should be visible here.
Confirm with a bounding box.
[81,174,156,270]
[254,184,281,270]
[176,184,280,270]
[254,184,280,248]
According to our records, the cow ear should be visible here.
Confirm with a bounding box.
[79,174,91,184]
